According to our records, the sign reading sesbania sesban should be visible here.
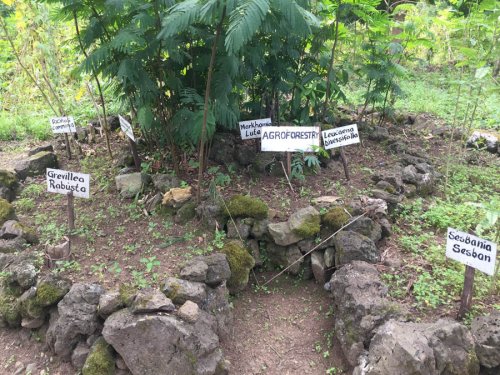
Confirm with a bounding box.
[321,124,359,149]
[46,168,90,199]
[239,118,272,140]
[446,228,497,275]
[261,126,321,152]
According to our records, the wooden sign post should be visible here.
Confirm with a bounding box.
[119,115,141,171]
[46,168,90,233]
[50,117,77,160]
[445,228,497,320]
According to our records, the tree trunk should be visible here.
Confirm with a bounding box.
[197,8,226,203]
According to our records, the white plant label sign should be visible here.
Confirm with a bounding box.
[119,115,135,142]
[50,117,76,134]
[239,118,272,140]
[261,126,321,152]
[46,168,90,199]
[321,124,360,149]
[446,228,497,275]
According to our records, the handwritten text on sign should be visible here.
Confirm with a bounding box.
[239,118,272,140]
[50,117,76,134]
[261,126,321,152]
[119,115,135,142]
[321,124,360,149]
[446,228,497,275]
[46,168,90,199]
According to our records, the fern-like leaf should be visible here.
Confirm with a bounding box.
[225,0,270,54]
[158,0,201,39]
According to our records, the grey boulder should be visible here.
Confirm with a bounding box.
[46,283,104,360]
[334,231,379,266]
[15,151,58,180]
[162,277,207,305]
[471,312,500,369]
[355,319,479,375]
[103,308,225,375]
[115,172,150,198]
[330,261,402,366]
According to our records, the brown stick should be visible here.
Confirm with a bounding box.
[67,192,75,232]
[129,138,141,171]
[63,133,72,160]
[339,148,350,181]
[286,152,292,176]
[280,161,295,194]
[457,265,475,320]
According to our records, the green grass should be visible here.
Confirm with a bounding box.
[344,67,499,129]
[0,112,52,141]
[385,161,500,313]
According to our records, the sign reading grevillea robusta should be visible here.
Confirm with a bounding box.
[46,168,90,199]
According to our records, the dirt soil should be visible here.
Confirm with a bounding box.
[223,273,349,375]
[0,116,497,375]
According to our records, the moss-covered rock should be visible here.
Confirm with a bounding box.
[0,292,21,327]
[118,284,137,306]
[322,206,350,232]
[221,240,255,294]
[289,206,321,238]
[82,337,115,375]
[0,198,15,226]
[21,275,71,319]
[0,170,17,189]
[175,201,197,224]
[225,195,268,220]
[1,220,38,244]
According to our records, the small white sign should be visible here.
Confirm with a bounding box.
[239,118,272,140]
[50,117,76,134]
[446,228,497,275]
[46,168,90,199]
[261,126,321,152]
[119,115,135,141]
[321,124,360,150]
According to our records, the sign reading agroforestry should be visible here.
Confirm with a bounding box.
[239,118,272,140]
[50,116,76,134]
[46,168,90,199]
[321,124,360,150]
[119,115,135,142]
[446,228,497,275]
[261,126,321,152]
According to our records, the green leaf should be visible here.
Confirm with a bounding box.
[225,0,270,54]
[138,106,153,129]
[475,66,491,80]
[158,0,201,39]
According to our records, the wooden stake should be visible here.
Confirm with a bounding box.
[457,265,475,320]
[286,152,292,176]
[129,138,141,171]
[67,191,75,232]
[63,133,72,160]
[339,148,350,181]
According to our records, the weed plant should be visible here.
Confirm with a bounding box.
[385,161,499,314]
